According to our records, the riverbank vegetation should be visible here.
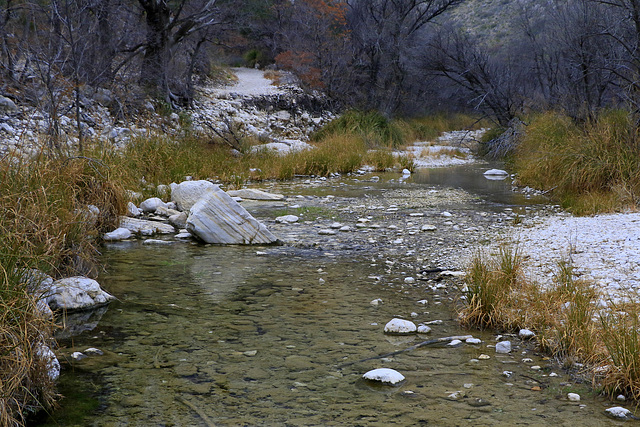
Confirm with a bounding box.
[460,247,640,402]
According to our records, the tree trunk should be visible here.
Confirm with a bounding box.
[139,1,171,98]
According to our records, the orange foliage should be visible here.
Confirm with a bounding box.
[275,50,325,89]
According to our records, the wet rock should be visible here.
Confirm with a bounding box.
[605,407,634,420]
[46,277,115,312]
[85,348,104,356]
[466,338,481,344]
[187,188,278,244]
[483,169,509,177]
[140,197,167,213]
[447,339,463,347]
[404,277,415,284]
[495,341,511,354]
[103,227,132,241]
[227,189,285,201]
[362,368,405,385]
[72,351,87,361]
[142,239,173,245]
[384,318,417,334]
[175,231,192,239]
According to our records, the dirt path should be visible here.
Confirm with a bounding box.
[210,67,285,97]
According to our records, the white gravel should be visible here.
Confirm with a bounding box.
[511,213,640,301]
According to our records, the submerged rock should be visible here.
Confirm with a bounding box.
[384,318,417,334]
[187,188,278,245]
[362,368,405,385]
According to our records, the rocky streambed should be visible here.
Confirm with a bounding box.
[36,164,631,426]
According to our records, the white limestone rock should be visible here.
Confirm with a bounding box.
[36,343,60,381]
[227,189,285,201]
[483,169,509,176]
[495,341,512,354]
[605,407,633,420]
[567,393,580,402]
[169,212,188,229]
[127,202,142,217]
[519,328,536,339]
[140,197,167,213]
[362,368,405,385]
[120,217,175,235]
[103,227,132,241]
[171,180,218,211]
[46,277,115,312]
[384,318,417,335]
[417,325,432,334]
[276,215,299,224]
[186,188,278,245]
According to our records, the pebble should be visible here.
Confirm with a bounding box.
[519,328,536,339]
[502,371,513,377]
[447,339,463,347]
[478,354,490,360]
[84,348,104,356]
[466,338,481,344]
[362,368,405,385]
[384,318,417,334]
[71,352,87,361]
[276,215,299,223]
[243,350,258,356]
[318,229,336,235]
[495,341,511,354]
[417,299,428,305]
[410,312,418,318]
[567,393,581,402]
[404,277,415,284]
[417,325,432,334]
[370,298,383,306]
[421,224,437,231]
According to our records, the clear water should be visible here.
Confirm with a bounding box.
[38,166,617,426]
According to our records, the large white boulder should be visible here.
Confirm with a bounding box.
[187,187,278,245]
[46,277,115,312]
[171,180,218,212]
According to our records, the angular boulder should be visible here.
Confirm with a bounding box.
[187,187,278,245]
[171,180,218,212]
[120,217,175,234]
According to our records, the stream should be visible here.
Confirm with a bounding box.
[37,164,622,426]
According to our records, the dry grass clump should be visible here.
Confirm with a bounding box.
[514,110,640,214]
[0,150,127,424]
[312,110,406,148]
[402,113,486,142]
[459,246,640,402]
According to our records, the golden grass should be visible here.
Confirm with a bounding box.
[514,110,640,214]
[459,246,640,402]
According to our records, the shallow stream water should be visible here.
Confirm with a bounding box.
[38,164,622,426]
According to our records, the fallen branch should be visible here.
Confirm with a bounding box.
[337,335,473,368]
[176,395,216,427]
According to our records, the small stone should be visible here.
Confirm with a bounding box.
[519,329,536,339]
[483,169,509,176]
[243,350,258,356]
[531,365,541,370]
[318,229,336,235]
[276,215,299,224]
[417,299,428,305]
[72,352,87,361]
[605,406,633,420]
[567,393,580,402]
[421,224,437,232]
[549,372,558,377]
[417,325,432,334]
[175,232,192,239]
[319,278,325,284]
[502,371,513,377]
[256,251,267,256]
[410,312,418,318]
[617,395,626,401]
[495,341,511,354]
[466,338,481,345]
[478,354,491,360]
[404,277,415,284]
[447,339,463,347]
[441,211,453,217]
[402,169,411,175]
[339,225,352,232]
[329,222,343,229]
[370,298,383,306]
[84,348,103,356]
[384,318,417,334]
[447,391,463,400]
[463,383,473,389]
[362,368,405,385]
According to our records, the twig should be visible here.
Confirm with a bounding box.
[337,335,473,368]
[176,395,216,427]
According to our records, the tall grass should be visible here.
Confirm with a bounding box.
[460,246,640,402]
[514,110,640,214]
[313,110,406,148]
[0,150,127,424]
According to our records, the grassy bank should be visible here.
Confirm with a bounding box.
[0,154,125,425]
[511,111,640,215]
[460,247,640,402]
